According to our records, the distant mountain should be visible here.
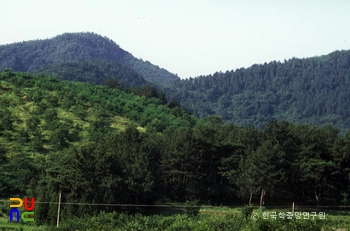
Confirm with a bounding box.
[0,32,180,85]
[166,50,350,132]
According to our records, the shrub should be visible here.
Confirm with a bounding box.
[240,205,253,220]
[184,200,201,217]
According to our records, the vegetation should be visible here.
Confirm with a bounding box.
[3,32,350,133]
[1,35,350,230]
[0,69,193,199]
[32,60,148,88]
[40,210,350,231]
[0,70,348,229]
[1,208,349,230]
[0,32,180,85]
[166,50,350,132]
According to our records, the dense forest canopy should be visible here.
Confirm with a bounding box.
[165,49,350,132]
[0,70,349,226]
[32,60,149,88]
[0,32,180,85]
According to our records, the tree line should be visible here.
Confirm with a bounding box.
[34,119,350,225]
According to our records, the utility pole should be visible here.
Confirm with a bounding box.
[57,192,61,228]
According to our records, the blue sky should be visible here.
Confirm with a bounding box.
[1,0,349,78]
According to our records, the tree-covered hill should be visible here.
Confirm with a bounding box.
[0,69,194,158]
[0,69,194,198]
[0,70,349,226]
[32,60,148,88]
[166,49,350,132]
[0,32,180,85]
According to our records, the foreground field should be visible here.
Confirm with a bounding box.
[1,207,349,231]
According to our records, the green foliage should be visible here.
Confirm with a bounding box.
[0,70,193,203]
[240,205,253,220]
[35,60,147,88]
[0,32,180,85]
[340,191,348,207]
[31,211,350,231]
[184,200,201,217]
[0,71,349,228]
[169,50,350,133]
[102,77,121,89]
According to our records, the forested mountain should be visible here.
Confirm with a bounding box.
[166,50,350,132]
[2,32,350,132]
[0,32,180,85]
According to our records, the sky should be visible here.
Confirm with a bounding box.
[1,0,350,79]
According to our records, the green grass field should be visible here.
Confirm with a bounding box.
[0,206,349,231]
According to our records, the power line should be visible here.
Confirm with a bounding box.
[1,199,349,208]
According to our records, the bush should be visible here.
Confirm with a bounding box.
[240,205,253,220]
[184,200,201,217]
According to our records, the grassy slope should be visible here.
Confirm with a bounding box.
[0,71,194,160]
[0,81,136,145]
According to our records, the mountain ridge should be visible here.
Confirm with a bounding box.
[2,32,350,132]
[165,49,350,132]
[0,32,180,85]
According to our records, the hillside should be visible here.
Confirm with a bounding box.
[0,69,195,196]
[32,60,148,88]
[0,70,349,227]
[166,50,350,132]
[0,32,180,85]
[0,69,194,162]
